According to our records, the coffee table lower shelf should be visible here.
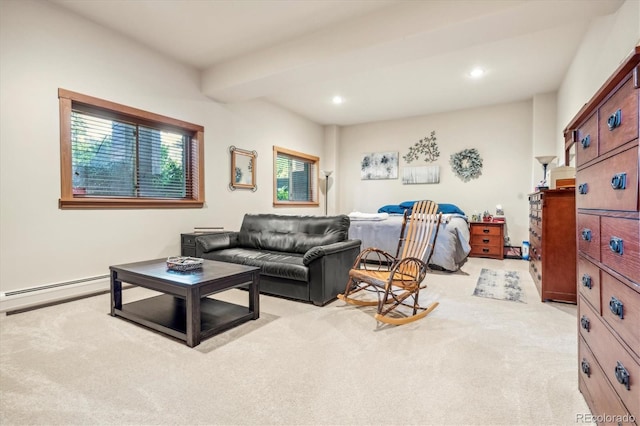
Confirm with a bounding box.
[115,294,254,344]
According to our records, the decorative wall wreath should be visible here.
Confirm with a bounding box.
[450,148,483,182]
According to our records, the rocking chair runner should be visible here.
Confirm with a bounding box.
[337,200,442,325]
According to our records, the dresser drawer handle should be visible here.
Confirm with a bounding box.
[581,229,592,241]
[580,315,590,332]
[482,238,490,243]
[614,361,630,391]
[580,135,591,148]
[578,183,588,194]
[607,109,622,130]
[609,296,624,319]
[482,228,490,233]
[581,274,592,289]
[609,237,623,255]
[581,359,591,377]
[611,173,626,190]
[482,248,489,253]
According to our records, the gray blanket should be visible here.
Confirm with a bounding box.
[348,214,471,271]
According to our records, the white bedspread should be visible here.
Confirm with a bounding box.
[348,213,471,272]
[348,212,390,221]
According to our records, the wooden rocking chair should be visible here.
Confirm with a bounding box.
[337,200,442,325]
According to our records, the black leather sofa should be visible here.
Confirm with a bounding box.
[195,214,361,306]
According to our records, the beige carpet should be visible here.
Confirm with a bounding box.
[0,257,592,426]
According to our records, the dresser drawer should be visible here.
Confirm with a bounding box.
[576,112,599,166]
[529,225,541,245]
[576,146,639,211]
[601,216,640,283]
[601,271,640,358]
[599,76,639,155]
[580,298,640,420]
[578,336,633,425]
[529,259,541,287]
[578,256,601,314]
[578,213,601,261]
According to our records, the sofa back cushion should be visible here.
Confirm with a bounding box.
[238,214,350,254]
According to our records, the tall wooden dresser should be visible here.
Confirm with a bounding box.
[528,189,576,303]
[564,47,639,424]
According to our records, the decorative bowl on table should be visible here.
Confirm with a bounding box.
[166,256,204,272]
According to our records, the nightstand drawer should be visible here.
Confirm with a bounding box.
[471,234,502,247]
[470,245,502,258]
[181,234,197,246]
[470,224,502,236]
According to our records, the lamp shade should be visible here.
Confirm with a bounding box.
[322,170,333,177]
[535,155,556,166]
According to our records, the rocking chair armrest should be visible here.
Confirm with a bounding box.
[389,257,428,281]
[303,239,362,265]
[354,247,397,265]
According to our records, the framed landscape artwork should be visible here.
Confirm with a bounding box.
[360,151,398,180]
[402,165,440,184]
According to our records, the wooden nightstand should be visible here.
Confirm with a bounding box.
[469,221,504,260]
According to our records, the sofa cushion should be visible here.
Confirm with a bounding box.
[203,248,308,282]
[238,214,350,254]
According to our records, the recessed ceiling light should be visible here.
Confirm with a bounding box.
[469,67,485,78]
[332,95,344,105]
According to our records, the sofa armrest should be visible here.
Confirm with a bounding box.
[196,232,238,255]
[302,239,361,266]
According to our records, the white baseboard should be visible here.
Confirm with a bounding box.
[0,276,111,313]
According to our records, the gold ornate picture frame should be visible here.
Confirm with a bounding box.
[229,146,257,191]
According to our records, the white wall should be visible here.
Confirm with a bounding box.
[337,100,533,246]
[556,0,640,158]
[531,92,559,185]
[0,0,324,308]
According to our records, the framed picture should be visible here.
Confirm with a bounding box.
[402,165,440,184]
[360,151,398,180]
[229,146,257,191]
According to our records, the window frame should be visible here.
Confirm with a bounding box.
[273,146,319,207]
[58,89,205,209]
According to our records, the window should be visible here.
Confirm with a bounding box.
[58,89,204,208]
[273,146,319,206]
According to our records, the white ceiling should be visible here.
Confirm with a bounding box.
[50,0,624,126]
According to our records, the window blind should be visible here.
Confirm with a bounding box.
[71,110,189,198]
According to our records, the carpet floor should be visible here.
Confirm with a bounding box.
[0,257,592,425]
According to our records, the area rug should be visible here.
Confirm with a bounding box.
[473,268,524,303]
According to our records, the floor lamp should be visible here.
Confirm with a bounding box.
[322,170,333,216]
[535,155,556,189]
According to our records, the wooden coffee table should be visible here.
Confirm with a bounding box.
[110,258,260,347]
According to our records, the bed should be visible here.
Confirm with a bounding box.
[348,204,471,272]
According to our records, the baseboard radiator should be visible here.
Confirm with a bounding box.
[0,274,111,314]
